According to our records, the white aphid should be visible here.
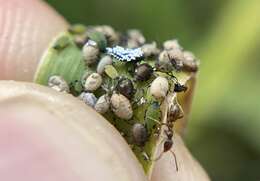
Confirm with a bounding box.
[97,56,113,74]
[78,92,97,107]
[157,50,173,72]
[94,25,119,45]
[84,73,102,92]
[82,40,99,65]
[127,29,146,48]
[168,48,184,61]
[110,93,133,120]
[94,94,110,114]
[183,51,196,61]
[182,51,199,72]
[150,76,169,100]
[48,75,69,93]
[163,39,183,51]
[141,42,160,57]
[167,48,185,70]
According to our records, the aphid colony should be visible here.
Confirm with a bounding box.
[48,24,199,171]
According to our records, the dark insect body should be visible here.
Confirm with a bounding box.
[154,128,178,171]
[174,82,188,92]
[132,123,149,147]
[116,78,135,99]
[167,103,184,123]
[134,63,153,81]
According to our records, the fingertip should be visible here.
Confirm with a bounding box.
[0,0,68,81]
[0,81,147,181]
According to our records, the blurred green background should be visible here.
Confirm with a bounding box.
[45,0,260,180]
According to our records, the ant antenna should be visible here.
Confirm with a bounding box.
[170,150,179,171]
[152,139,179,171]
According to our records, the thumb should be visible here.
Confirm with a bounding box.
[0,0,68,81]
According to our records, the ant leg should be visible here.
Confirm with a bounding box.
[170,150,179,171]
[146,116,168,127]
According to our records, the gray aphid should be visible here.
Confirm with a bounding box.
[96,56,113,74]
[94,94,110,114]
[78,92,97,108]
[48,75,69,93]
[82,40,100,65]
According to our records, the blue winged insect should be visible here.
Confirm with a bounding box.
[106,46,144,62]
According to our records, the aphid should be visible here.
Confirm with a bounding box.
[94,94,110,114]
[174,82,188,92]
[94,25,119,46]
[127,29,146,48]
[163,39,183,51]
[106,46,144,62]
[53,36,70,50]
[167,102,184,123]
[154,128,178,171]
[157,50,174,72]
[68,24,87,35]
[48,75,69,93]
[87,31,107,51]
[78,92,97,108]
[82,40,100,65]
[167,48,185,71]
[182,51,199,72]
[115,77,135,99]
[150,76,169,100]
[110,93,133,120]
[141,42,160,58]
[73,33,88,48]
[84,73,102,92]
[104,65,119,79]
[132,123,148,147]
[96,56,113,74]
[134,63,153,81]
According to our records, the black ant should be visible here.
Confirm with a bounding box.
[150,100,183,171]
[153,123,179,171]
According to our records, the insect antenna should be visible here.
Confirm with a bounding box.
[170,150,178,171]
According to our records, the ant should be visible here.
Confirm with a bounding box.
[153,123,179,171]
[150,99,183,171]
[148,119,178,171]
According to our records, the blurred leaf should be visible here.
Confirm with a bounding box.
[190,0,260,127]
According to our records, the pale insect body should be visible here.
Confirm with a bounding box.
[163,39,183,51]
[110,93,133,120]
[94,25,119,46]
[48,75,70,93]
[157,50,174,72]
[150,76,169,100]
[96,56,113,74]
[141,42,160,58]
[127,29,146,48]
[84,73,102,92]
[82,40,100,65]
[94,94,110,114]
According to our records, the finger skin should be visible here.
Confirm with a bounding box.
[151,135,210,181]
[0,81,147,181]
[0,0,68,81]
